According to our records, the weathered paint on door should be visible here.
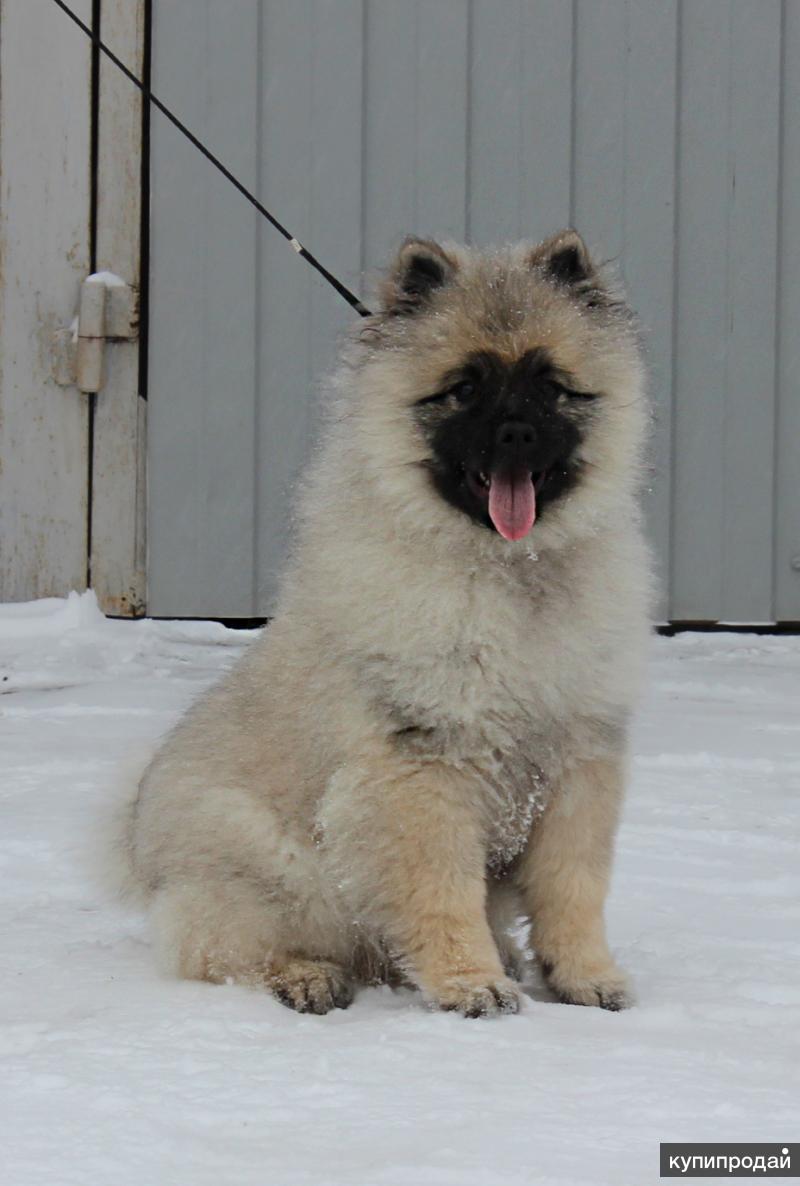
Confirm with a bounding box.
[147,0,800,622]
[89,0,148,616]
[0,0,93,600]
[0,0,146,613]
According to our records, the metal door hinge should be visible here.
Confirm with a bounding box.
[51,272,139,392]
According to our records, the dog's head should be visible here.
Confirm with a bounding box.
[342,232,647,550]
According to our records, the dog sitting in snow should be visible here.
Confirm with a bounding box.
[126,232,651,1016]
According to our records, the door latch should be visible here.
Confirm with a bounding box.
[51,272,139,393]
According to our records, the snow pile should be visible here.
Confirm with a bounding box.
[1,593,797,1185]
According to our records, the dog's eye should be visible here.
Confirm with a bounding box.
[552,381,597,402]
[450,380,476,403]
[416,391,449,407]
[416,380,476,408]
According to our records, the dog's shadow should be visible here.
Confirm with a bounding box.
[520,974,556,1005]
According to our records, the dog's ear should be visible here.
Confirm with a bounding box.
[532,229,601,296]
[380,238,457,315]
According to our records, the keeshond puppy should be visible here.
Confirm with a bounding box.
[127,231,651,1017]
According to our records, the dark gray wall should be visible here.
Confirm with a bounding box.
[148,0,800,622]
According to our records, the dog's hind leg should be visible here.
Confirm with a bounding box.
[265,958,355,1014]
[149,881,355,1013]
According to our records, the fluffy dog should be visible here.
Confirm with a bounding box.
[127,231,651,1017]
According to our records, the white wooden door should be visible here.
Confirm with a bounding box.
[0,0,146,615]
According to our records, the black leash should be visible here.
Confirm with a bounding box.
[51,0,373,319]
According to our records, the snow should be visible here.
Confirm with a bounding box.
[1,592,798,1186]
[85,271,127,289]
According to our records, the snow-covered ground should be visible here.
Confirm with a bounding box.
[1,593,797,1186]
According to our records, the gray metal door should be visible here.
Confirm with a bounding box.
[148,0,799,622]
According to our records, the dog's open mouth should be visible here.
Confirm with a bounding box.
[466,468,548,542]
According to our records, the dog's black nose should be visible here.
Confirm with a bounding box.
[495,421,535,450]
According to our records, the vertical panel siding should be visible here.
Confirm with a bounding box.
[720,1,781,622]
[362,2,469,277]
[621,0,679,622]
[572,0,628,259]
[672,0,784,622]
[775,0,800,621]
[148,0,797,620]
[518,0,574,240]
[362,3,422,261]
[672,0,732,619]
[415,2,470,236]
[468,0,527,243]
[469,0,575,244]
[255,0,363,609]
[148,1,260,616]
[255,0,316,615]
[0,0,92,600]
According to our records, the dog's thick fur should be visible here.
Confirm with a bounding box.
[127,232,651,1017]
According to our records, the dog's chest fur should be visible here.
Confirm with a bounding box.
[356,546,628,866]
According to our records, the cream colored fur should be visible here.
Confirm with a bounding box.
[127,234,652,1017]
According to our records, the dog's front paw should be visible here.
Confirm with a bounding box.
[430,974,523,1018]
[541,959,633,1011]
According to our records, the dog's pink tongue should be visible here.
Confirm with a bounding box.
[488,472,536,541]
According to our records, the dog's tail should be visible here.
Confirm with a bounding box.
[88,749,152,907]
